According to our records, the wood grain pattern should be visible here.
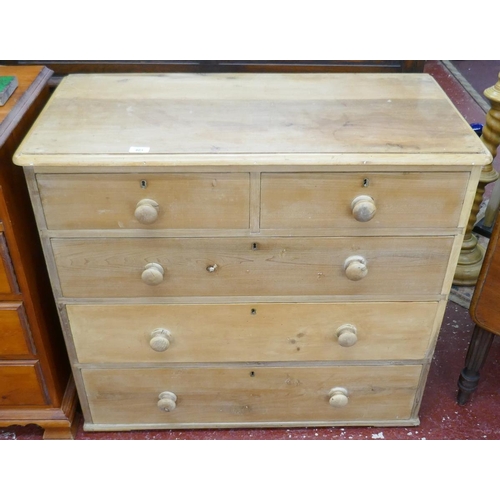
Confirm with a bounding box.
[82,364,422,425]
[51,236,455,298]
[37,173,250,230]
[0,303,35,357]
[0,233,18,294]
[261,172,470,229]
[67,302,440,364]
[0,66,47,132]
[13,74,491,168]
[13,72,490,430]
[0,61,426,83]
[0,65,76,437]
[0,363,46,406]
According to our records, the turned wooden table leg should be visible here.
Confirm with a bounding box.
[454,73,500,286]
[457,325,495,405]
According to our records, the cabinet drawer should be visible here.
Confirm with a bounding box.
[0,233,19,295]
[68,302,439,363]
[82,365,422,426]
[37,173,250,230]
[0,303,35,358]
[261,172,469,229]
[0,363,47,406]
[52,236,454,298]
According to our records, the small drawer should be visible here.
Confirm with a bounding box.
[36,173,250,230]
[0,303,35,358]
[0,362,47,406]
[261,172,469,229]
[52,236,454,298]
[68,302,439,363]
[82,365,422,426]
[0,233,19,295]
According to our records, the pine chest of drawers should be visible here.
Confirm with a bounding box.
[13,73,491,431]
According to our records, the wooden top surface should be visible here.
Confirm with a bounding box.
[13,73,492,167]
[0,65,52,148]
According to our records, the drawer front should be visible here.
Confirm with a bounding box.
[82,365,422,425]
[261,172,469,229]
[0,303,35,358]
[68,302,439,363]
[52,236,454,298]
[0,363,47,406]
[37,173,250,230]
[0,233,19,295]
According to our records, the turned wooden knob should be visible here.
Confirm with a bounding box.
[135,199,159,224]
[336,324,358,347]
[141,263,164,286]
[157,391,177,412]
[344,256,368,281]
[150,328,172,352]
[351,195,376,222]
[329,387,349,408]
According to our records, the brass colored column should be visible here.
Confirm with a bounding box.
[454,73,500,286]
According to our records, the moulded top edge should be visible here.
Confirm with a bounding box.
[13,151,493,169]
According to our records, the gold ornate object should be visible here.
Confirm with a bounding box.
[454,73,500,286]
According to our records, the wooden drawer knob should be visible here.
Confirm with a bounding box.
[135,199,159,224]
[150,328,172,352]
[351,195,376,222]
[344,255,368,281]
[157,391,177,412]
[329,387,349,408]
[336,324,358,347]
[141,263,164,286]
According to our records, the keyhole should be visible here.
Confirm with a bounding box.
[250,371,255,377]
[251,308,257,315]
[140,180,148,189]
[252,242,258,250]
[362,178,370,187]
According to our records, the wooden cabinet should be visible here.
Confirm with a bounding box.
[13,73,491,431]
[0,61,426,87]
[0,66,77,438]
[457,200,500,404]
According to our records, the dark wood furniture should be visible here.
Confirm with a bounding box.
[0,60,426,87]
[0,65,77,438]
[457,206,500,404]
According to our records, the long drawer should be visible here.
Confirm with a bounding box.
[36,173,250,230]
[68,302,439,363]
[52,236,454,298]
[82,365,422,426]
